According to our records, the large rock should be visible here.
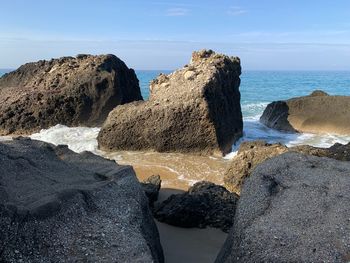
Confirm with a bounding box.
[260,90,350,135]
[154,181,239,232]
[224,140,350,194]
[216,152,350,263]
[0,138,163,263]
[0,54,142,135]
[98,50,243,156]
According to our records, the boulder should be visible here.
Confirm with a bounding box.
[216,152,350,263]
[141,175,162,206]
[0,138,163,263]
[260,90,350,135]
[154,181,239,232]
[224,141,288,194]
[0,54,142,135]
[98,49,243,156]
[224,140,350,194]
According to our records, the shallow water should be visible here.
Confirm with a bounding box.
[2,70,350,188]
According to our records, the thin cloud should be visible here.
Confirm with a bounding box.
[227,6,247,16]
[165,7,189,16]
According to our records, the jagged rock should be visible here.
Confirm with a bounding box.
[260,90,350,135]
[0,138,163,263]
[216,152,350,263]
[141,175,162,206]
[154,181,239,232]
[0,54,142,135]
[224,140,350,194]
[98,50,243,156]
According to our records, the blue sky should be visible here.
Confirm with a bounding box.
[1,0,350,70]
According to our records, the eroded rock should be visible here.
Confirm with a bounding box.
[0,138,163,263]
[154,181,239,232]
[216,152,350,263]
[224,140,350,194]
[98,49,243,156]
[260,90,350,135]
[0,54,142,135]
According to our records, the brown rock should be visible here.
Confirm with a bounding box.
[98,50,243,156]
[0,54,142,135]
[224,141,288,194]
[260,90,350,135]
[224,140,350,194]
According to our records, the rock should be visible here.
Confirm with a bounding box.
[216,152,350,263]
[98,49,243,156]
[0,138,163,263]
[141,175,162,206]
[154,181,239,232]
[224,141,288,194]
[260,90,350,135]
[0,54,142,135]
[224,140,350,194]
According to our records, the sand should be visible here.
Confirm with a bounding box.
[105,150,230,190]
[155,188,227,263]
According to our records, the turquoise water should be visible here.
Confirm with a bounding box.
[2,68,350,149]
[136,70,350,118]
[3,68,349,118]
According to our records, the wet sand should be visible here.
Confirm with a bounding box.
[106,153,231,262]
[156,221,227,263]
[155,188,227,263]
[103,150,231,189]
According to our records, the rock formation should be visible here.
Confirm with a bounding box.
[0,54,142,135]
[0,138,163,263]
[154,181,239,232]
[260,90,350,135]
[98,50,243,156]
[141,174,162,206]
[224,140,350,194]
[216,152,350,263]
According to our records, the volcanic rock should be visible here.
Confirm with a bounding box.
[0,54,142,135]
[216,152,350,263]
[154,181,239,232]
[141,175,162,206]
[98,49,243,156]
[0,138,163,263]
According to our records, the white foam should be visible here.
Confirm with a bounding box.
[30,124,100,153]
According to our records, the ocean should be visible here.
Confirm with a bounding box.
[1,69,350,187]
[2,69,350,149]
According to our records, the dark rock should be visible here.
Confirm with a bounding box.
[216,152,350,263]
[141,175,162,206]
[0,138,163,263]
[154,181,239,232]
[260,90,350,135]
[224,140,350,194]
[98,49,243,156]
[0,54,142,135]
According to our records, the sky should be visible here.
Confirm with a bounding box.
[1,0,350,70]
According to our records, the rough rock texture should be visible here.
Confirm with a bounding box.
[0,138,163,263]
[0,54,142,135]
[224,140,350,194]
[154,181,239,232]
[224,141,288,194]
[141,175,162,206]
[98,50,242,156]
[260,90,350,135]
[216,152,350,263]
